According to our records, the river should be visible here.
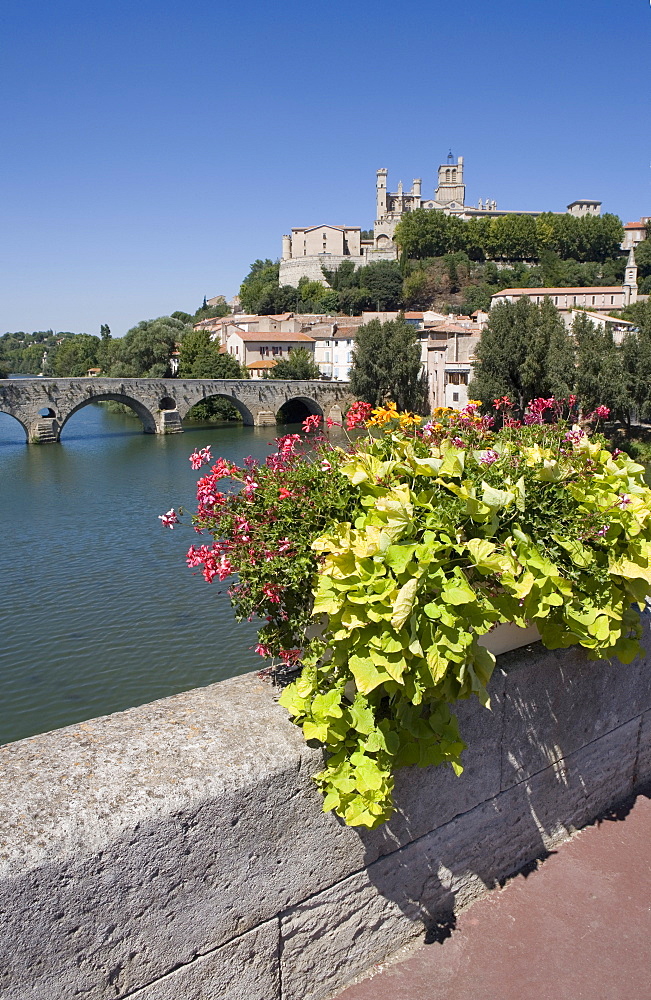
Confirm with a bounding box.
[0,400,282,745]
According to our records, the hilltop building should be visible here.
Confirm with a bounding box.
[279,154,605,286]
[373,153,602,249]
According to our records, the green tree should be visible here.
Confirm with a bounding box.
[179,328,211,377]
[239,259,281,314]
[266,347,320,380]
[191,346,247,379]
[107,317,190,378]
[394,209,466,259]
[470,298,574,412]
[357,260,404,310]
[634,239,651,279]
[573,313,631,425]
[53,334,101,376]
[349,318,427,412]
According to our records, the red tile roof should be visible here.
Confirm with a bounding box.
[492,286,623,296]
[230,331,315,343]
[624,221,646,229]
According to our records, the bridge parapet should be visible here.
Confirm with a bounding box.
[0,378,355,442]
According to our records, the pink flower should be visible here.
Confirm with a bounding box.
[158,509,180,528]
[302,414,323,433]
[479,449,499,465]
[255,643,271,658]
[345,401,372,429]
[278,487,293,500]
[189,446,212,470]
[326,418,340,428]
[277,538,292,553]
[262,583,283,603]
[320,459,332,472]
[592,405,611,420]
[617,494,632,508]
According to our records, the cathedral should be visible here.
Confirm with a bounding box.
[373,152,601,250]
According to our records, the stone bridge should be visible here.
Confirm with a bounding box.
[0,378,355,443]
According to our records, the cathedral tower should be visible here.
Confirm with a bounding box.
[435,152,465,207]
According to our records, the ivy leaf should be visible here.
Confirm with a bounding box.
[349,654,392,694]
[482,481,515,509]
[391,577,418,629]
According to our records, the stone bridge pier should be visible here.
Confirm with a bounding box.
[0,378,355,443]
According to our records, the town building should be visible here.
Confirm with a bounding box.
[490,247,640,315]
[622,219,649,251]
[224,328,316,378]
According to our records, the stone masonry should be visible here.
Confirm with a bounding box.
[1,620,651,999]
[0,377,354,443]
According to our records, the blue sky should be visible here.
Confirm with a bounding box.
[1,0,649,336]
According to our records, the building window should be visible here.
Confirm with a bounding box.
[446,372,468,385]
[592,296,596,305]
[272,346,282,355]
[334,368,339,378]
[611,296,614,304]
[452,392,459,402]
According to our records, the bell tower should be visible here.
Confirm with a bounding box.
[435,151,465,207]
[623,247,638,305]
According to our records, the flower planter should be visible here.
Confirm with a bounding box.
[477,622,542,655]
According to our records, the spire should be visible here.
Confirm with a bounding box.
[627,246,637,268]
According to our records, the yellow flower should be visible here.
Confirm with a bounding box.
[398,411,422,427]
[468,400,482,407]
[368,401,398,426]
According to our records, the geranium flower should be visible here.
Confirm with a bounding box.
[158,508,180,528]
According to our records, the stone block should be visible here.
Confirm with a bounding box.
[499,637,650,788]
[127,921,280,1000]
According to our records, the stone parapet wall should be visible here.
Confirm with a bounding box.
[2,623,651,1000]
[279,249,398,289]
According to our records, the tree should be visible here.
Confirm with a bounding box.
[266,347,320,380]
[107,317,191,378]
[53,334,101,376]
[239,259,281,314]
[178,328,211,377]
[470,298,575,412]
[573,313,631,425]
[394,209,466,259]
[349,318,427,412]
[357,260,404,310]
[191,346,247,379]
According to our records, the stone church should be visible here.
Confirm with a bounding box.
[278,154,603,286]
[373,152,601,249]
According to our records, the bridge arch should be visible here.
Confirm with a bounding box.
[179,393,255,427]
[276,394,324,424]
[0,410,29,442]
[59,393,158,436]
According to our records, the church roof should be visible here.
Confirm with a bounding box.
[492,286,623,296]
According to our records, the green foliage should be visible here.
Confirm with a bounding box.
[470,298,575,411]
[266,347,320,380]
[395,209,623,265]
[53,334,101,376]
[239,259,282,314]
[106,316,191,378]
[635,239,651,279]
[349,318,427,412]
[279,414,651,827]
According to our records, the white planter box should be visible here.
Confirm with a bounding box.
[477,622,542,655]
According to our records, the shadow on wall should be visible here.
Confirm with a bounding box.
[356,628,651,948]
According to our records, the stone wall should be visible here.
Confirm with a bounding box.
[279,249,398,289]
[2,623,651,1000]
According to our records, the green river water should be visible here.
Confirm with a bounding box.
[0,401,280,745]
